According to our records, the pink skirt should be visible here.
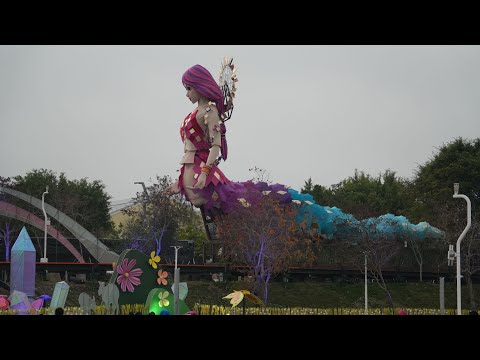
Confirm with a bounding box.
[178,150,230,208]
[179,153,291,213]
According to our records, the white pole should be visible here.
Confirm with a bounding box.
[174,268,180,315]
[364,252,368,314]
[171,246,182,315]
[439,277,445,315]
[452,183,472,315]
[40,186,49,263]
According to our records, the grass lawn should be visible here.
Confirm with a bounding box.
[2,277,479,311]
[183,279,480,310]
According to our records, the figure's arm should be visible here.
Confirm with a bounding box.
[205,107,221,166]
[205,145,220,167]
[165,179,180,196]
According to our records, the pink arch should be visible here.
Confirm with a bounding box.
[0,201,86,263]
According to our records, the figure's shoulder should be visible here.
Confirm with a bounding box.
[197,104,219,126]
[183,109,196,122]
[191,108,199,118]
[207,102,219,114]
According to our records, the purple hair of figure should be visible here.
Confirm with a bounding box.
[182,64,226,116]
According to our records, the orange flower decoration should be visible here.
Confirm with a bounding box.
[157,269,169,286]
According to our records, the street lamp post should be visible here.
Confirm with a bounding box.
[134,181,148,198]
[452,183,472,315]
[134,181,149,214]
[40,186,49,263]
[134,181,153,253]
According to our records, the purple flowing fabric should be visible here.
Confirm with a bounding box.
[192,181,292,213]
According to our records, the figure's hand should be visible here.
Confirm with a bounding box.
[193,173,207,190]
[165,181,180,196]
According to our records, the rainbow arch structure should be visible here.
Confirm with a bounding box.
[0,201,85,262]
[0,187,119,263]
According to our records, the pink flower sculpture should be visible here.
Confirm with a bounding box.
[0,296,9,310]
[31,298,44,310]
[116,258,143,292]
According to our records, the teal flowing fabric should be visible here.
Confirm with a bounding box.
[287,189,444,240]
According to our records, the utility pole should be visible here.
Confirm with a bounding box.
[134,181,151,251]
[134,181,149,214]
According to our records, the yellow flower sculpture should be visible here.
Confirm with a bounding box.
[223,291,244,307]
[148,251,161,269]
[158,291,170,307]
[223,290,263,308]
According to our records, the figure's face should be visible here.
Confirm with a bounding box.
[185,84,200,104]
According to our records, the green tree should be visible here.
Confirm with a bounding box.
[302,169,413,219]
[411,137,480,310]
[176,209,208,259]
[411,137,480,224]
[301,170,444,282]
[11,169,114,238]
[303,177,314,193]
[301,178,336,206]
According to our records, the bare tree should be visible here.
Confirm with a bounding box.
[248,166,272,184]
[121,175,191,262]
[0,223,12,262]
[0,177,16,264]
[405,234,425,281]
[342,218,404,309]
[461,220,480,311]
[436,200,480,311]
[217,194,317,305]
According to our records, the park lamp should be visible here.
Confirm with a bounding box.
[452,182,472,315]
[447,244,455,267]
[40,185,50,263]
[134,181,148,198]
[454,183,459,195]
[447,183,461,267]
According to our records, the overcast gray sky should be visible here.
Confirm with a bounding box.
[1,45,479,203]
